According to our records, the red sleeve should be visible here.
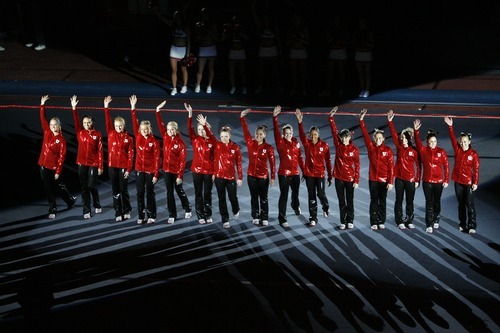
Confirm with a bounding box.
[414,129,423,154]
[354,147,360,184]
[360,119,371,149]
[188,117,196,141]
[448,125,459,154]
[40,105,49,132]
[72,108,82,133]
[153,139,161,178]
[273,116,282,146]
[298,122,307,147]
[56,137,67,175]
[298,145,305,173]
[329,116,340,148]
[443,149,449,183]
[104,107,113,134]
[155,112,167,137]
[131,108,139,135]
[388,121,401,148]
[387,148,394,184]
[241,117,252,146]
[325,143,333,181]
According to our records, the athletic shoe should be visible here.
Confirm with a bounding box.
[230,86,236,94]
[223,222,230,229]
[206,86,212,94]
[167,217,175,224]
[25,43,33,47]
[407,224,415,229]
[0,46,6,51]
[115,216,122,222]
[459,226,465,232]
[34,44,46,51]
[84,213,91,219]
[309,220,316,226]
[262,220,269,226]
[206,218,213,224]
[362,90,370,98]
[67,196,77,209]
[323,210,329,218]
[48,213,56,219]
[398,223,406,230]
[339,224,346,230]
[426,227,433,234]
[137,219,144,224]
[433,223,439,229]
[233,211,239,220]
[378,224,386,230]
[294,208,301,215]
[198,219,206,224]
[468,229,476,234]
[358,90,365,98]
[95,208,102,214]
[370,225,378,230]
[347,223,354,229]
[123,213,131,220]
[185,211,192,219]
[170,88,177,96]
[281,222,289,228]
[180,85,187,93]
[147,218,156,224]
[252,219,260,225]
[194,85,201,93]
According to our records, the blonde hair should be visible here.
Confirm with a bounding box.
[140,120,153,134]
[167,121,179,131]
[114,116,126,126]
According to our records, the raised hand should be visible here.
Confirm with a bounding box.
[156,100,166,112]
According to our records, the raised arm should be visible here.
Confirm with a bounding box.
[70,95,82,132]
[444,116,459,154]
[185,103,196,140]
[272,105,282,145]
[359,109,371,148]
[40,95,49,131]
[240,108,252,144]
[387,110,400,147]
[130,95,139,135]
[104,95,113,133]
[329,106,340,147]
[155,100,167,137]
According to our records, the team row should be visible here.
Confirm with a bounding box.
[37,96,479,233]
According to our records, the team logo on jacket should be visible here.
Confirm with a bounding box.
[93,136,97,140]
[437,153,442,157]
[467,155,473,161]
[124,139,128,143]
[56,139,60,144]
[208,144,212,148]
[149,143,153,147]
[174,144,178,149]
[231,149,235,154]
[349,152,354,157]
[262,149,266,153]
[409,151,414,156]
[320,147,324,152]
[382,152,387,156]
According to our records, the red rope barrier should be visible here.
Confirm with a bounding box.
[1,104,500,119]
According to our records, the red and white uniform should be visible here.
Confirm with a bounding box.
[360,119,394,183]
[131,109,160,178]
[104,107,134,172]
[72,109,104,169]
[298,122,333,180]
[329,117,360,183]
[241,117,276,180]
[38,105,67,175]
[448,126,479,186]
[156,112,187,179]
[205,126,243,181]
[273,116,304,176]
[415,129,449,183]
[388,121,420,183]
[188,117,214,175]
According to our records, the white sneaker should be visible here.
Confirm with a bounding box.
[180,85,188,93]
[206,86,212,94]
[115,216,122,222]
[48,213,56,219]
[242,87,247,94]
[398,223,406,230]
[370,225,378,230]
[407,224,415,229]
[323,210,329,218]
[426,227,433,233]
[281,222,289,228]
[233,211,239,220]
[309,220,316,226]
[185,211,192,219]
[194,85,201,93]
[252,219,260,225]
[171,88,177,96]
[363,90,370,98]
[339,224,346,230]
[25,43,33,48]
[95,208,102,214]
[206,218,213,224]
[433,223,439,229]
[230,87,236,94]
[34,44,46,51]
[123,213,131,220]
[223,222,230,229]
[347,223,354,229]
[137,219,144,224]
[468,229,476,234]
[262,220,269,226]
[358,90,365,98]
[167,217,175,224]
[294,208,301,215]
[378,224,386,230]
[0,46,5,52]
[198,219,206,224]
[84,213,91,219]
[147,218,156,224]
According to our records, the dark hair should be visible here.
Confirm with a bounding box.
[309,126,320,136]
[256,125,268,134]
[339,129,351,138]
[460,132,472,141]
[426,129,437,141]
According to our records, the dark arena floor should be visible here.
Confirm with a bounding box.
[1,9,500,332]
